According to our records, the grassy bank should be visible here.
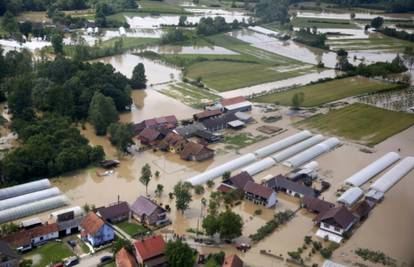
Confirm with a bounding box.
[297,103,414,146]
[252,77,403,107]
[291,17,359,29]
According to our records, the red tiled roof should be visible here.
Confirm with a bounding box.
[194,109,222,120]
[302,196,335,214]
[116,247,137,267]
[138,128,161,142]
[133,235,165,261]
[220,96,246,106]
[29,223,59,237]
[244,181,274,199]
[217,183,235,193]
[81,212,105,235]
[222,254,243,267]
[180,142,213,160]
[1,231,31,248]
[225,172,254,190]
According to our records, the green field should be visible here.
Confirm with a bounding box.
[25,241,75,267]
[328,33,414,51]
[116,221,148,237]
[252,77,403,107]
[291,17,359,29]
[100,37,159,49]
[297,103,414,146]
[163,82,220,108]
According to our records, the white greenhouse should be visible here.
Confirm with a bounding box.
[253,130,312,158]
[241,157,277,176]
[283,138,341,168]
[187,153,257,185]
[50,206,83,220]
[0,179,51,201]
[370,156,414,193]
[271,134,324,162]
[0,195,69,224]
[337,187,364,207]
[345,152,400,187]
[0,187,61,211]
[302,161,319,171]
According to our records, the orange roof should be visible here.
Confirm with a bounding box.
[220,96,246,106]
[116,247,137,267]
[222,254,243,267]
[81,212,105,235]
[133,235,165,261]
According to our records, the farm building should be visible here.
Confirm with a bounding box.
[218,172,254,194]
[133,235,166,267]
[242,157,277,176]
[302,196,335,214]
[369,156,414,193]
[133,115,177,135]
[0,179,51,201]
[253,130,312,158]
[244,181,277,208]
[180,142,215,162]
[220,96,252,112]
[201,112,238,132]
[0,195,69,224]
[284,138,341,168]
[138,128,163,145]
[271,135,324,163]
[96,201,130,223]
[158,132,188,153]
[193,130,222,143]
[0,241,20,267]
[337,187,364,207]
[193,109,222,121]
[345,152,400,187]
[174,123,206,138]
[263,175,317,198]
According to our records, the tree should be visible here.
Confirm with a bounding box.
[2,11,19,34]
[370,16,384,29]
[403,47,414,71]
[173,181,192,214]
[130,63,147,89]
[111,238,133,256]
[51,33,64,54]
[202,214,220,236]
[206,180,215,188]
[140,163,152,195]
[218,209,243,240]
[222,171,231,180]
[292,92,305,109]
[178,15,187,26]
[155,184,164,197]
[337,49,348,57]
[88,92,118,135]
[255,0,289,23]
[165,239,195,267]
[350,12,355,20]
[155,170,160,178]
[108,122,135,152]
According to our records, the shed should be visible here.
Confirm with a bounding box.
[337,187,364,207]
[227,120,245,129]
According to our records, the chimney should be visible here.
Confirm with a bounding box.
[117,194,120,204]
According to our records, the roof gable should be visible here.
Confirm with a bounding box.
[130,196,164,217]
[81,212,105,235]
[316,207,356,229]
[244,181,274,199]
[134,235,165,261]
[116,247,137,267]
[224,172,254,190]
[96,202,130,221]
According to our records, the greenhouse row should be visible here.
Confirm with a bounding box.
[345,152,400,187]
[0,179,51,200]
[0,187,61,211]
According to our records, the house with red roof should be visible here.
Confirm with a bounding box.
[116,247,137,267]
[222,254,243,267]
[80,212,114,247]
[243,181,277,208]
[133,235,167,267]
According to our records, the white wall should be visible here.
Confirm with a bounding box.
[320,223,344,236]
[266,192,277,208]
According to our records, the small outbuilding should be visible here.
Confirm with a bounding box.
[337,187,364,207]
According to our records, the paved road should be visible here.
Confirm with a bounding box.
[78,249,112,267]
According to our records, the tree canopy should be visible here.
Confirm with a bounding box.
[130,63,147,89]
[165,239,195,267]
[173,181,193,214]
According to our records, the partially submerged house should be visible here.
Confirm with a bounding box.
[116,247,137,267]
[158,132,188,153]
[133,235,167,267]
[302,196,335,214]
[315,206,357,243]
[174,123,206,138]
[130,196,169,226]
[353,200,375,221]
[0,241,20,267]
[244,181,277,208]
[80,212,114,247]
[138,128,163,146]
[133,115,178,135]
[96,201,130,223]
[222,254,244,267]
[201,112,238,132]
[263,175,317,198]
[180,142,214,162]
[218,172,254,194]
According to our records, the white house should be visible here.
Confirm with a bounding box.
[29,223,59,245]
[243,181,277,208]
[315,207,357,243]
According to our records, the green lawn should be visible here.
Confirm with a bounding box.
[252,77,403,107]
[224,133,267,150]
[297,103,414,146]
[115,221,147,237]
[291,17,359,29]
[25,241,75,267]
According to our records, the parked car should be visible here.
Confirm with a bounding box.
[236,243,251,252]
[100,255,113,263]
[64,256,79,266]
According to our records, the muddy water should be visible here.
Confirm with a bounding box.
[296,11,414,21]
[219,69,338,98]
[144,45,238,55]
[96,53,181,84]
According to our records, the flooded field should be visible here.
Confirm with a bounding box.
[145,45,238,55]
[96,53,181,84]
[296,11,414,21]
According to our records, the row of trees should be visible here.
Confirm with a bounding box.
[294,27,328,49]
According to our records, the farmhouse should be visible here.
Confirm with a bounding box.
[263,175,317,198]
[130,196,169,226]
[158,132,188,153]
[133,235,167,267]
[138,128,163,146]
[80,212,115,247]
[218,172,254,194]
[315,207,357,242]
[244,181,277,208]
[180,142,215,162]
[133,115,178,135]
[29,223,59,245]
[96,201,130,223]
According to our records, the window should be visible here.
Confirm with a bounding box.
[40,236,44,241]
[334,227,341,232]
[323,223,330,228]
